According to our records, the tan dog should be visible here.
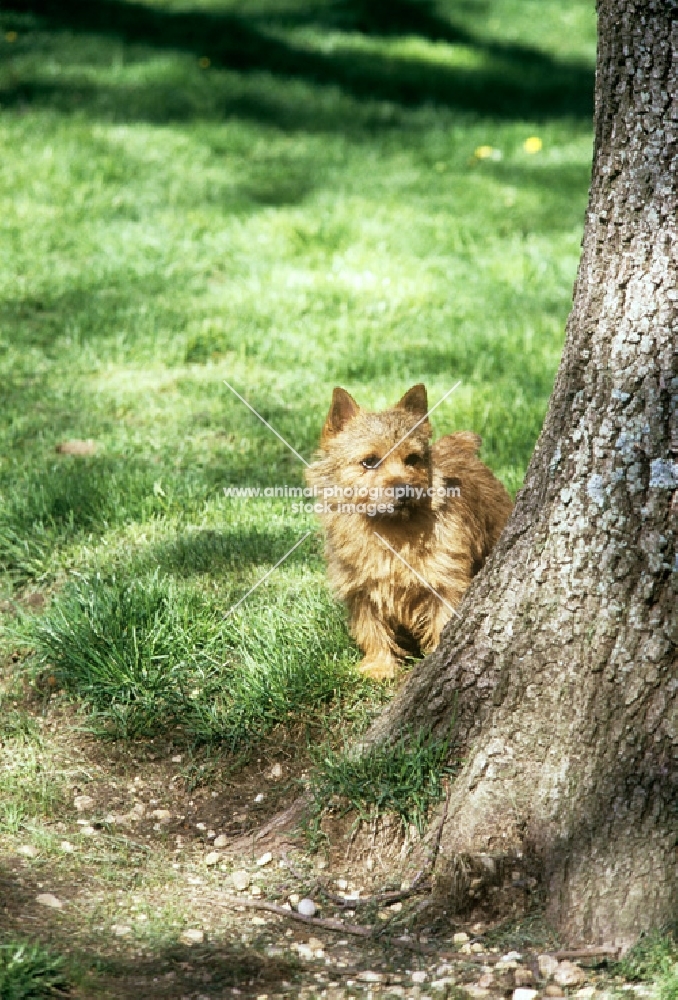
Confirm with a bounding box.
[306,384,512,679]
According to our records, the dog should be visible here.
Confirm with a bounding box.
[305,384,512,679]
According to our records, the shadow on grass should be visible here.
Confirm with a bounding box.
[86,940,300,999]
[148,524,321,577]
[0,861,298,997]
[3,0,594,124]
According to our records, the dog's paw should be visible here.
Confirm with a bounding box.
[357,655,399,681]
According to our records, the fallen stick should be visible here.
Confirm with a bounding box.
[215,893,505,961]
[216,894,372,937]
[553,948,620,960]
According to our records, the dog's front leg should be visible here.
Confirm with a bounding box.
[347,596,402,681]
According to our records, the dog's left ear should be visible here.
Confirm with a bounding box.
[321,387,360,445]
[396,384,428,418]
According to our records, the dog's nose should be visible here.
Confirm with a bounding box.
[391,482,412,501]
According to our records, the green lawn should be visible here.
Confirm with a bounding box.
[1,0,595,775]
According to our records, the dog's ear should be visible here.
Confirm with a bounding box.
[321,387,360,443]
[396,384,428,418]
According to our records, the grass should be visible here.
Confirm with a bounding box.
[25,570,371,747]
[0,706,66,835]
[0,940,69,999]
[0,0,595,991]
[616,929,678,982]
[612,930,678,1000]
[308,725,455,837]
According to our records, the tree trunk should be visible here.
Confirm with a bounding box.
[369,0,677,951]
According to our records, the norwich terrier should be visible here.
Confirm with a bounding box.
[306,384,512,680]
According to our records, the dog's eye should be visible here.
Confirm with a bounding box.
[404,453,422,466]
[361,455,379,469]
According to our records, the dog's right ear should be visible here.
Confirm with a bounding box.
[321,387,360,444]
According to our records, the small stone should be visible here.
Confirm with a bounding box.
[36,893,63,909]
[515,970,535,986]
[538,955,560,981]
[289,893,300,905]
[388,901,403,912]
[207,830,215,839]
[335,879,348,890]
[256,851,273,867]
[204,852,220,866]
[545,986,565,997]
[111,924,132,936]
[502,952,523,962]
[378,910,391,920]
[251,917,267,926]
[196,822,207,831]
[297,898,316,917]
[316,858,328,870]
[554,962,586,987]
[365,858,374,871]
[74,795,94,812]
[270,763,283,779]
[80,825,96,836]
[512,990,538,1000]
[152,809,171,823]
[231,870,250,891]
[307,937,323,950]
[171,755,182,762]
[60,841,74,853]
[477,973,494,989]
[254,793,265,803]
[411,971,427,984]
[17,845,39,858]
[180,928,204,945]
[56,439,97,456]
[357,971,384,983]
[460,943,472,954]
[214,834,228,848]
[250,885,262,897]
[471,943,484,953]
[454,932,470,944]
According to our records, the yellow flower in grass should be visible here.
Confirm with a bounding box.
[199,56,211,68]
[523,136,543,153]
[5,31,18,42]
[474,145,496,160]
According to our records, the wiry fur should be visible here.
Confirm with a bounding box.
[306,384,513,679]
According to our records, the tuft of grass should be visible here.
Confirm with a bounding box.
[27,571,369,751]
[28,572,217,739]
[309,725,455,838]
[616,929,678,983]
[0,939,70,999]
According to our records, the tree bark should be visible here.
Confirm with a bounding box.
[369,0,677,951]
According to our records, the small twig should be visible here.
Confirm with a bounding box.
[554,948,620,960]
[216,893,440,954]
[216,893,373,937]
